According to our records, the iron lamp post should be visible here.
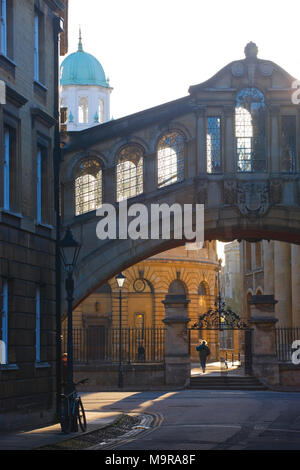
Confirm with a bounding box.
[116,272,126,388]
[59,227,81,401]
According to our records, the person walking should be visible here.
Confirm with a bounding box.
[196,339,210,373]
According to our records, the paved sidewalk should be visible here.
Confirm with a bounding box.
[0,411,123,450]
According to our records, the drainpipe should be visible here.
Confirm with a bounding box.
[53,15,64,420]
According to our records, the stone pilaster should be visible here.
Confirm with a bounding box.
[274,242,292,326]
[224,105,235,174]
[249,295,279,386]
[269,105,280,173]
[162,294,190,387]
[262,240,274,294]
[144,152,157,193]
[196,106,206,175]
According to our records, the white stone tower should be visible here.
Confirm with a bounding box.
[60,29,112,131]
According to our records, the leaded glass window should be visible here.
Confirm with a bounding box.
[116,145,143,202]
[207,117,221,173]
[281,116,296,173]
[235,88,266,172]
[75,159,102,215]
[157,131,184,188]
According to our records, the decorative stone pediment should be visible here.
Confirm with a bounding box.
[189,42,296,94]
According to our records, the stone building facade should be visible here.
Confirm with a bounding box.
[63,242,219,362]
[0,0,68,430]
[240,240,300,327]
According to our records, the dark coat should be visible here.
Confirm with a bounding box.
[196,344,210,359]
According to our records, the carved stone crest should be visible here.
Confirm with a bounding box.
[237,182,269,215]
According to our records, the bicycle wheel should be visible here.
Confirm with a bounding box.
[60,395,71,434]
[76,398,87,432]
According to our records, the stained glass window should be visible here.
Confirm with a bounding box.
[157,131,184,188]
[281,116,296,173]
[116,145,143,202]
[207,117,221,173]
[75,159,102,215]
[235,88,266,172]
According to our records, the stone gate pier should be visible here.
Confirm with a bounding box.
[162,294,191,387]
[249,295,279,386]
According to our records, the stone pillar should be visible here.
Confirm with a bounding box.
[196,107,206,175]
[291,244,300,326]
[270,105,280,173]
[144,152,157,193]
[249,295,279,386]
[103,166,115,204]
[162,294,190,387]
[262,240,274,294]
[224,105,235,174]
[274,241,292,326]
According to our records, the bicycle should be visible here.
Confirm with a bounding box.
[60,378,88,434]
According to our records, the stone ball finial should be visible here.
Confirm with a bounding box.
[244,42,258,59]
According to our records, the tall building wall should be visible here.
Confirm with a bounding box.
[0,0,68,430]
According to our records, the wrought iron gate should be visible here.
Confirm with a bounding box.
[189,298,252,375]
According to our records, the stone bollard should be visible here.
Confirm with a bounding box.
[248,295,279,386]
[162,294,190,387]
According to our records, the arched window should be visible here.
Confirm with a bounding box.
[235,88,266,172]
[116,145,143,202]
[157,131,184,188]
[75,159,102,215]
[198,282,208,296]
[98,99,104,123]
[78,97,88,124]
[168,279,187,295]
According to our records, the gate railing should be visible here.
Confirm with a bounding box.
[275,327,300,362]
[62,327,165,364]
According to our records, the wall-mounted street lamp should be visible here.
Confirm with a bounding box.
[116,272,126,388]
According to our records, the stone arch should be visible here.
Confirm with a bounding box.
[168,279,187,295]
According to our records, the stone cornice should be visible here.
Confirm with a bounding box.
[6,85,28,108]
[31,108,57,128]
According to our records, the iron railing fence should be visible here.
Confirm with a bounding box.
[62,327,165,364]
[275,327,300,362]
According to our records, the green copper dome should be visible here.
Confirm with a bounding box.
[60,33,110,87]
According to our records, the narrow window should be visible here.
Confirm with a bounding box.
[207,117,221,173]
[0,0,7,55]
[75,159,102,215]
[235,88,266,172]
[34,10,44,83]
[157,131,184,188]
[116,145,143,202]
[98,99,104,123]
[281,116,296,173]
[36,146,48,223]
[34,13,39,81]
[255,242,262,268]
[1,281,8,365]
[78,97,88,124]
[3,125,17,212]
[35,287,40,363]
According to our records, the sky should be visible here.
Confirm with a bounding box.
[66,0,300,264]
[67,0,300,120]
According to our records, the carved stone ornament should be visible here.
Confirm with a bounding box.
[223,180,237,205]
[237,182,269,215]
[259,62,274,77]
[231,62,244,77]
[270,179,282,205]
